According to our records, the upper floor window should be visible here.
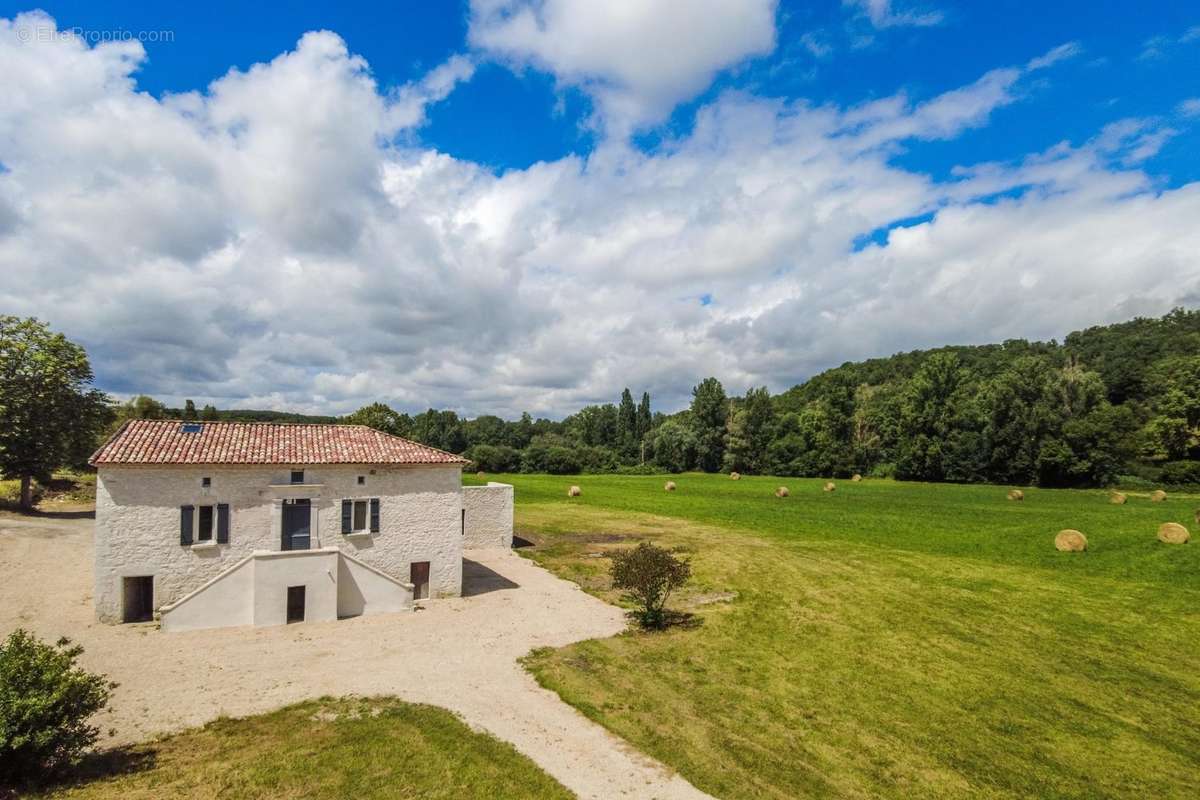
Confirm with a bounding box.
[357,475,366,485]
[201,476,211,488]
[290,470,304,485]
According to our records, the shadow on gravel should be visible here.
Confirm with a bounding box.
[462,558,520,596]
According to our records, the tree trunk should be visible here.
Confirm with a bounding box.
[19,475,33,511]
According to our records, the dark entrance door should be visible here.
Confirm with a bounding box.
[286,586,306,623]
[282,499,311,551]
[122,576,153,623]
[410,561,430,600]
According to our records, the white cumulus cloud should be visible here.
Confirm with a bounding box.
[2,10,1198,420]
[468,0,778,134]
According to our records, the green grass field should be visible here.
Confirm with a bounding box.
[33,697,571,800]
[468,473,1200,799]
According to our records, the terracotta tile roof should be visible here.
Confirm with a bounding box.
[90,419,468,466]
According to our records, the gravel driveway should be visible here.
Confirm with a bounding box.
[0,512,711,800]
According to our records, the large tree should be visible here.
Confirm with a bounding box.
[0,317,110,509]
[616,388,638,459]
[689,377,728,472]
[723,386,774,474]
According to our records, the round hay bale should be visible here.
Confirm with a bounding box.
[1157,522,1190,545]
[1109,491,1127,505]
[664,481,677,492]
[1054,529,1088,552]
[1007,489,1024,501]
[730,472,741,481]
[476,470,486,479]
[1195,508,1200,526]
[567,485,581,498]
[1150,489,1167,502]
[823,481,836,493]
[851,474,863,482]
[775,486,789,498]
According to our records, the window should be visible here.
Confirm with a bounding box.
[290,470,304,484]
[180,423,203,434]
[342,498,379,535]
[197,505,214,541]
[357,475,366,485]
[181,504,229,546]
[122,576,154,623]
[201,476,211,488]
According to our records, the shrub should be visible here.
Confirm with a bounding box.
[575,445,620,473]
[0,629,114,784]
[1159,460,1200,486]
[610,543,692,629]
[465,444,521,473]
[613,463,667,475]
[520,443,581,475]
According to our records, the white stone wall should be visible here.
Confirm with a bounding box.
[94,463,463,623]
[251,549,339,626]
[462,483,514,549]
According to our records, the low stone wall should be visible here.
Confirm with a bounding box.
[462,482,514,549]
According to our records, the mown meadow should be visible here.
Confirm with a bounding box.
[31,698,572,800]
[466,473,1200,799]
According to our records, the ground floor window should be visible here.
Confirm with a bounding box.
[122,576,153,623]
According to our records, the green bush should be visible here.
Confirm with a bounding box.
[613,464,668,475]
[610,542,692,629]
[465,444,522,473]
[0,629,114,784]
[1159,460,1200,486]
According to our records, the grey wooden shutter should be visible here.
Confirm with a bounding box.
[369,498,380,533]
[180,505,194,546]
[341,499,352,534]
[216,503,230,544]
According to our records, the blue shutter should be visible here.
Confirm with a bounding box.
[216,503,230,544]
[369,498,380,533]
[180,505,194,546]
[341,499,352,534]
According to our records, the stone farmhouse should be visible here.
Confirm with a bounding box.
[89,420,512,632]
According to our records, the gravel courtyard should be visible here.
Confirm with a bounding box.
[0,512,710,800]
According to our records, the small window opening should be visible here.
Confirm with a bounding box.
[357,475,366,485]
[197,505,214,541]
[122,576,154,623]
[180,423,203,434]
[286,586,306,623]
[290,470,304,484]
[201,476,211,488]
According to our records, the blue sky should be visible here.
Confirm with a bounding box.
[1,1,1198,416]
[21,0,1199,178]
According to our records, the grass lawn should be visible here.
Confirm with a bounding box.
[468,473,1200,799]
[31,697,572,800]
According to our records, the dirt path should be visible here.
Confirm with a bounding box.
[0,512,711,800]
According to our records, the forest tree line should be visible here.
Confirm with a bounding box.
[317,309,1197,488]
[104,308,1200,488]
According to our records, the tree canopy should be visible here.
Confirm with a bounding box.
[0,317,110,508]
